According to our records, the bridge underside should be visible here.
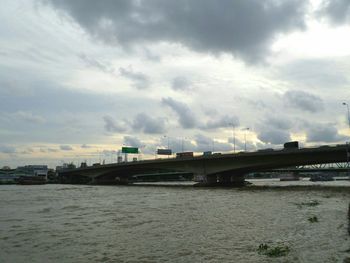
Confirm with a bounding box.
[59,168,251,186]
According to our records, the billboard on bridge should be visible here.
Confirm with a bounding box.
[122,147,139,154]
[157,149,172,155]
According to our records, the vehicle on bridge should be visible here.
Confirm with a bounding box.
[284,141,299,150]
[176,152,194,158]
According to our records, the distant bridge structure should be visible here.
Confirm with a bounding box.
[58,144,350,186]
[264,162,350,174]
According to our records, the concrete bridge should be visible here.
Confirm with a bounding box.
[58,144,350,186]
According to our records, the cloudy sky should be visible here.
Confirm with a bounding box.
[1,0,350,168]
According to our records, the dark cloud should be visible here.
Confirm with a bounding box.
[78,53,115,74]
[103,115,127,133]
[40,147,59,153]
[162,97,197,129]
[48,148,59,152]
[0,75,119,114]
[227,136,256,152]
[81,144,92,149]
[0,66,164,144]
[194,134,232,152]
[165,137,196,153]
[60,145,73,151]
[104,113,166,134]
[306,123,348,143]
[45,0,307,62]
[171,77,192,92]
[119,66,150,89]
[265,116,293,130]
[39,148,47,153]
[123,136,142,148]
[201,115,239,130]
[158,134,234,153]
[257,129,291,145]
[132,113,166,134]
[0,145,16,154]
[318,0,350,24]
[284,90,324,113]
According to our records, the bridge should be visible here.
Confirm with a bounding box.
[58,144,350,186]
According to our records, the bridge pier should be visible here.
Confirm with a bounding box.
[217,174,246,187]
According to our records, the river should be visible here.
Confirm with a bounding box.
[0,181,349,262]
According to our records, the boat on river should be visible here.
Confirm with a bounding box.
[310,173,335,182]
[17,176,47,185]
[280,173,300,181]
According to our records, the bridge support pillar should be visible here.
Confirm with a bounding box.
[217,174,246,187]
[193,174,216,185]
[114,176,130,185]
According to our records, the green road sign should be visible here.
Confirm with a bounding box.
[122,147,139,154]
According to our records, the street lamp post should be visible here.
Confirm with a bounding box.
[229,123,236,153]
[180,137,190,152]
[164,135,170,149]
[342,102,350,176]
[181,137,186,152]
[242,127,250,152]
[163,135,170,158]
[343,102,350,130]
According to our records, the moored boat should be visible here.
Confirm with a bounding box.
[17,176,47,185]
[310,173,335,182]
[279,173,300,181]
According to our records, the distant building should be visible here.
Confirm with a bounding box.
[0,165,49,184]
[16,165,49,178]
[56,163,76,172]
[0,168,17,184]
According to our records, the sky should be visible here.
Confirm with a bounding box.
[1,0,350,168]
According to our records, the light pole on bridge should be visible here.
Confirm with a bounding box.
[342,102,350,175]
[229,123,236,153]
[163,135,170,158]
[242,127,250,152]
[343,102,350,131]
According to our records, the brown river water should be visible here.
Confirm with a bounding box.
[0,180,349,262]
